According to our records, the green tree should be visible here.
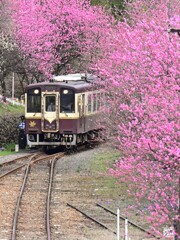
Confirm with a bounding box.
[91,0,125,18]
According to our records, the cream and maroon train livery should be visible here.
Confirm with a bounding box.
[25,73,104,150]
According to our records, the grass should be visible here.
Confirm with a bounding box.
[0,143,17,156]
[89,150,121,173]
[0,101,24,116]
[88,148,125,198]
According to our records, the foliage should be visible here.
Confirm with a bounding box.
[0,111,21,148]
[0,0,35,99]
[92,0,180,237]
[0,101,24,116]
[11,0,110,77]
[91,0,125,18]
[0,143,16,156]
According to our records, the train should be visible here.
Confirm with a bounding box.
[24,73,105,151]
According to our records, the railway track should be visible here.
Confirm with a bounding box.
[0,153,45,179]
[67,202,159,239]
[0,152,64,240]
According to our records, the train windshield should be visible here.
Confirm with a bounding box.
[46,96,56,112]
[60,89,75,113]
[27,88,41,113]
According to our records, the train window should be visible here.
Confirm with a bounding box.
[88,94,92,113]
[46,96,56,112]
[93,94,97,112]
[97,93,101,111]
[27,88,41,113]
[100,92,105,108]
[60,89,75,113]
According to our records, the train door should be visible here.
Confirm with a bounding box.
[41,93,59,132]
[78,94,85,132]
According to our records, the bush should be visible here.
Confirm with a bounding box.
[0,113,20,148]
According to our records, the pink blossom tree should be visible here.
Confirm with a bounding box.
[93,0,180,237]
[11,0,110,77]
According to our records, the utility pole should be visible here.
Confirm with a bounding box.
[12,72,14,105]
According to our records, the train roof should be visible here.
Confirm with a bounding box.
[25,73,98,92]
[53,73,96,82]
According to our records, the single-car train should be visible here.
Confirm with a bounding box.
[24,73,104,150]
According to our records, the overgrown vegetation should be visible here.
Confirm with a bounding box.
[91,0,125,18]
[0,102,24,152]
[0,101,24,116]
[0,143,16,156]
[88,149,125,198]
[89,150,121,172]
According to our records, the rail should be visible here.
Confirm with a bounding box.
[67,203,116,234]
[11,152,64,240]
[96,203,159,239]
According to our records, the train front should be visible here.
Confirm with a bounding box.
[24,82,77,150]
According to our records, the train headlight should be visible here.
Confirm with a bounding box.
[63,89,69,94]
[34,89,39,94]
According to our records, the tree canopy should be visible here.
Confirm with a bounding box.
[12,0,111,77]
[92,0,180,237]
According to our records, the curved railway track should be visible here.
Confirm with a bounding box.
[0,153,44,179]
[0,152,64,240]
[47,156,57,240]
